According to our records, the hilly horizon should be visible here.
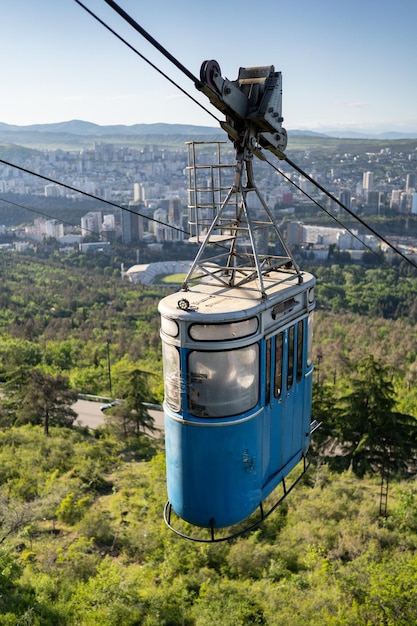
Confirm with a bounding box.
[1,119,417,141]
[0,120,224,137]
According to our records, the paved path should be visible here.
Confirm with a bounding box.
[73,399,164,433]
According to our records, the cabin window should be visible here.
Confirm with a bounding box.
[296,320,304,382]
[307,313,314,366]
[287,326,295,389]
[274,332,283,398]
[162,342,181,412]
[266,338,271,404]
[160,316,179,338]
[188,344,259,417]
[188,317,258,341]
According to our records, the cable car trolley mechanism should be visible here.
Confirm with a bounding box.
[159,61,316,541]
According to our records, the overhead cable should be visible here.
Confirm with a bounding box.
[284,155,417,269]
[74,0,220,124]
[103,0,200,85]
[72,1,417,271]
[0,158,189,238]
[265,156,390,267]
[0,196,101,239]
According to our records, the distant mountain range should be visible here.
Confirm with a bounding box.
[0,120,223,137]
[0,120,416,149]
[0,120,225,150]
[300,128,417,140]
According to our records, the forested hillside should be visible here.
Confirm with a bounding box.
[0,251,165,401]
[2,252,416,413]
[0,250,417,624]
[1,427,417,624]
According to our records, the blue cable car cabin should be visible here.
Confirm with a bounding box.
[158,65,317,537]
[159,270,315,530]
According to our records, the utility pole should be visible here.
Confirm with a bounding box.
[106,340,112,398]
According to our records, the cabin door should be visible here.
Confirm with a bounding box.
[283,321,306,467]
[268,332,284,478]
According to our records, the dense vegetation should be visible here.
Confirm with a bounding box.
[0,250,165,401]
[0,249,417,624]
[1,426,417,624]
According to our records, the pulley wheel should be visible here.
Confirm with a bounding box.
[200,60,221,92]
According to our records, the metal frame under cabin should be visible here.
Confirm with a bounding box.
[182,141,302,297]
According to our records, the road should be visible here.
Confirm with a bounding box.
[73,399,164,433]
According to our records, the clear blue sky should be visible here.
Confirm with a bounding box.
[2,0,417,133]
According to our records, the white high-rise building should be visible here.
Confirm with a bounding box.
[153,208,168,242]
[363,171,374,191]
[45,219,64,240]
[133,182,142,202]
[44,184,62,197]
[81,211,101,239]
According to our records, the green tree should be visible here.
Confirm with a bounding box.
[109,369,156,438]
[0,497,40,545]
[16,370,78,435]
[332,355,417,477]
[310,382,340,464]
[0,364,33,427]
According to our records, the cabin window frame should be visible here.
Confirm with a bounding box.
[265,337,271,404]
[296,319,304,383]
[274,332,283,398]
[162,342,181,412]
[307,313,314,367]
[187,344,259,418]
[188,317,259,341]
[287,325,295,390]
[160,316,179,338]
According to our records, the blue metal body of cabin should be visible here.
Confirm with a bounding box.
[159,271,315,529]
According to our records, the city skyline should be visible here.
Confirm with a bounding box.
[2,0,417,135]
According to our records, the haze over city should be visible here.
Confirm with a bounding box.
[2,0,417,136]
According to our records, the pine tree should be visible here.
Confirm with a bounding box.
[16,369,78,435]
[107,369,156,439]
[334,355,417,477]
